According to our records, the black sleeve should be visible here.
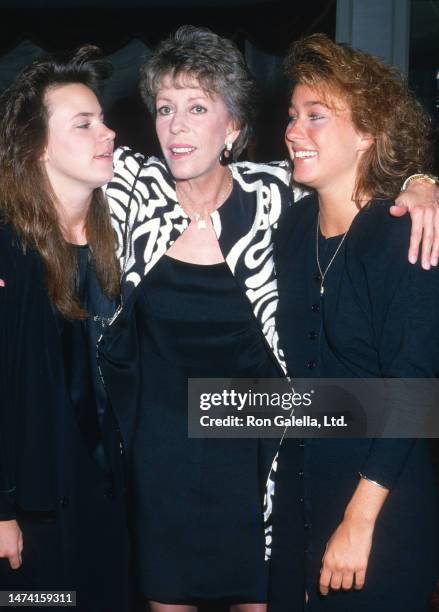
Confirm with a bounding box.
[0,227,19,519]
[350,209,439,488]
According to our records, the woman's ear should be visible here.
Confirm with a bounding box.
[40,145,49,163]
[225,118,241,147]
[227,128,241,147]
[358,133,375,152]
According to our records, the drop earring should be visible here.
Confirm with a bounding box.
[219,141,233,166]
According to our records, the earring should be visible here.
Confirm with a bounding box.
[219,141,233,166]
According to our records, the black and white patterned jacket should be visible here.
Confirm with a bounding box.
[106,147,307,367]
[103,146,307,557]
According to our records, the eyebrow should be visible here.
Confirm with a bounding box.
[290,100,330,110]
[71,111,104,120]
[306,100,329,106]
[156,95,209,103]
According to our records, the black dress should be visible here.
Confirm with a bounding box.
[269,196,439,612]
[131,255,280,605]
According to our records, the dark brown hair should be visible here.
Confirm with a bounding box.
[284,34,432,203]
[139,25,258,159]
[0,45,120,319]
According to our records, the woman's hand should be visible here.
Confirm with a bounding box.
[391,180,439,269]
[319,477,389,596]
[319,514,374,594]
[0,520,23,569]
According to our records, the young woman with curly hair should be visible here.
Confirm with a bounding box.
[269,33,439,612]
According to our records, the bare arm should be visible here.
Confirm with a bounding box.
[319,477,389,595]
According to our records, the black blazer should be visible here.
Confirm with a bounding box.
[0,224,122,519]
[0,224,64,518]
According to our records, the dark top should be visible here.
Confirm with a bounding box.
[57,245,116,471]
[130,254,280,604]
[0,225,130,610]
[99,161,293,467]
[0,226,120,517]
[269,195,439,611]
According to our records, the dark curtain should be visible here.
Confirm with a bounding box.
[0,0,336,160]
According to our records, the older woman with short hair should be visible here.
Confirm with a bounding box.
[139,26,256,164]
[102,26,288,612]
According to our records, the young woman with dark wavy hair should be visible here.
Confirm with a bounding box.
[0,47,129,610]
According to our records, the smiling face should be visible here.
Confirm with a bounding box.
[154,74,239,182]
[285,84,372,195]
[41,83,115,195]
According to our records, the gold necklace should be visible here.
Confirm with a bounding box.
[176,171,233,230]
[315,212,350,296]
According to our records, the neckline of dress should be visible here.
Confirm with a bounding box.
[163,254,227,268]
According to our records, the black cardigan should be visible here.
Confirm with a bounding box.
[269,195,439,610]
[274,195,439,486]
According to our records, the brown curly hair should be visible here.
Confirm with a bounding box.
[284,34,432,203]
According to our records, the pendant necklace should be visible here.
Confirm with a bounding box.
[177,170,233,230]
[315,212,350,296]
